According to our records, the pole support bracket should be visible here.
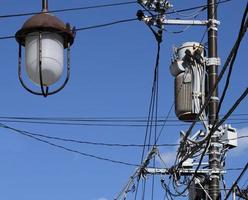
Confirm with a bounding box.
[206,57,221,66]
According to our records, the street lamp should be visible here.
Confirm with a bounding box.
[15,0,75,97]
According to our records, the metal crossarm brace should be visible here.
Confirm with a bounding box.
[114,147,158,200]
[145,167,226,176]
[161,19,209,26]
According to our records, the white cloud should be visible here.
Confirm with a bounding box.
[230,127,248,156]
[97,198,107,200]
[157,127,248,165]
[158,150,177,167]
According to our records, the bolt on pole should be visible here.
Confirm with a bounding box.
[207,0,221,199]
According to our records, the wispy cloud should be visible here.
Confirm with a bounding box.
[97,198,107,200]
[157,127,248,166]
[158,151,177,167]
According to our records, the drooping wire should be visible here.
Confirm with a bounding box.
[165,0,232,15]
[0,0,234,41]
[224,162,248,200]
[0,115,246,122]
[0,18,138,40]
[0,0,232,20]
[216,2,248,115]
[7,130,180,148]
[133,28,162,200]
[0,122,139,167]
[0,1,137,19]
[75,18,138,32]
[0,118,247,127]
[164,3,207,34]
[170,7,206,19]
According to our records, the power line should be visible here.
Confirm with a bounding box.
[0,1,137,19]
[7,129,180,148]
[0,122,140,167]
[226,167,247,171]
[217,2,248,114]
[0,0,231,20]
[0,119,211,127]
[224,162,248,200]
[0,115,247,121]
[166,0,232,15]
[0,1,234,40]
[0,18,139,40]
[75,18,138,32]
[0,121,247,148]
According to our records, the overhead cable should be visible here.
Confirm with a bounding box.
[0,0,232,20]
[0,123,139,167]
[224,162,248,200]
[10,129,180,148]
[0,18,138,40]
[0,1,137,19]
[217,2,248,114]
[0,1,234,40]
[166,0,232,15]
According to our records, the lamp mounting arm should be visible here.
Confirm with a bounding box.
[42,0,48,12]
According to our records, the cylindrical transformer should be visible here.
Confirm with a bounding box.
[172,42,205,122]
[177,42,204,60]
[175,71,196,121]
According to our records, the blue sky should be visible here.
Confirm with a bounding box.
[0,0,247,200]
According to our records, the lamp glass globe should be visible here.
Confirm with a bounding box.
[25,32,64,86]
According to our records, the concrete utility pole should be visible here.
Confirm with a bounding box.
[207,0,221,199]
[115,1,231,199]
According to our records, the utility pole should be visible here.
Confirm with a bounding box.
[115,1,238,199]
[207,0,221,199]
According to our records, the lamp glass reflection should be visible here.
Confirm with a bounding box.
[25,32,64,86]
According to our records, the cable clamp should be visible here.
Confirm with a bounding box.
[210,96,219,102]
[208,19,220,31]
[192,91,201,97]
[206,57,221,66]
[209,174,220,179]
[208,19,220,26]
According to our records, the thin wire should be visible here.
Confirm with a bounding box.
[171,7,206,18]
[141,179,147,200]
[226,168,246,171]
[0,119,247,127]
[164,4,206,34]
[166,0,232,15]
[9,129,180,147]
[1,123,247,148]
[217,3,248,114]
[0,0,234,40]
[0,18,138,40]
[151,157,155,200]
[0,1,137,19]
[134,28,162,200]
[164,25,192,34]
[75,18,138,32]
[0,0,231,20]
[224,162,248,200]
[0,123,139,167]
[0,115,247,121]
